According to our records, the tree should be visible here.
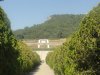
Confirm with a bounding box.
[65,3,100,74]
[0,7,40,75]
[0,7,20,75]
[46,3,100,75]
[57,31,63,38]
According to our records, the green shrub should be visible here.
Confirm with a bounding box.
[17,41,40,74]
[0,6,40,75]
[0,6,20,75]
[46,3,100,75]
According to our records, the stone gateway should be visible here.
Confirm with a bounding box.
[38,39,50,48]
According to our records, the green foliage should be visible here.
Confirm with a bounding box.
[14,14,84,39]
[17,41,40,74]
[0,7,40,75]
[0,6,20,75]
[46,4,100,75]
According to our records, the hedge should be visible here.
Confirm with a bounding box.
[46,3,100,75]
[0,6,40,75]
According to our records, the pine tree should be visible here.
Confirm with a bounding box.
[0,7,20,75]
[46,3,100,75]
[67,3,100,74]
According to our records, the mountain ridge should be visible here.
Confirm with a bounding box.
[13,14,85,39]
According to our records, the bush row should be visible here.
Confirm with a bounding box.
[0,6,40,75]
[46,4,100,75]
[17,41,40,75]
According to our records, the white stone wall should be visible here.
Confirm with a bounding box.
[38,39,50,48]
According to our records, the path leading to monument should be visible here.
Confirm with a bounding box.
[35,51,51,61]
[28,62,54,75]
[23,39,65,75]
[27,51,54,75]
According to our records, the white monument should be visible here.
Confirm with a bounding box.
[38,39,50,48]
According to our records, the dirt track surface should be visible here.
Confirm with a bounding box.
[27,51,54,75]
[35,51,52,61]
[28,62,54,75]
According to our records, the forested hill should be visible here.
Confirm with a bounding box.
[14,14,84,39]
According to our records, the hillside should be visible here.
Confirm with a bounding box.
[14,14,84,39]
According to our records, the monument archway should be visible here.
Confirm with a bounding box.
[38,39,50,48]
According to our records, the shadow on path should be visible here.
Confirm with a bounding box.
[25,63,41,75]
[25,62,54,75]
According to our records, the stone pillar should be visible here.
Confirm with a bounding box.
[38,44,40,48]
[47,44,50,48]
[39,40,41,43]
[47,40,49,43]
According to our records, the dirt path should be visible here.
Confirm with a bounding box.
[28,62,54,75]
[24,39,64,75]
[27,51,54,75]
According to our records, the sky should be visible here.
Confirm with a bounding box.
[0,0,100,30]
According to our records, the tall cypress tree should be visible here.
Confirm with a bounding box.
[67,3,100,74]
[0,7,20,75]
[46,3,100,75]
